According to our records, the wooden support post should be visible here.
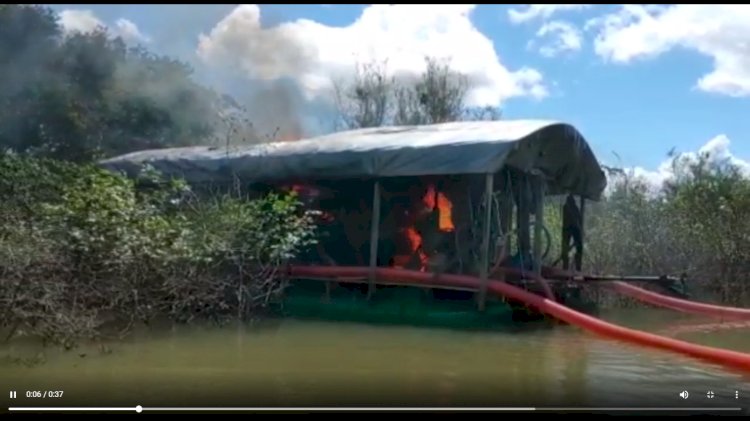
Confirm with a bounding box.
[500,172,513,253]
[533,175,545,276]
[516,175,531,265]
[579,195,585,245]
[478,173,494,311]
[368,180,381,299]
[579,194,586,271]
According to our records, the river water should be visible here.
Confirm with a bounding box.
[2,309,750,411]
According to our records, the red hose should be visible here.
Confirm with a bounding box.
[611,281,750,320]
[288,265,750,373]
[658,320,750,337]
[540,266,750,321]
[489,247,556,301]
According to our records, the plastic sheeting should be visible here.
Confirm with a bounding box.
[100,119,608,200]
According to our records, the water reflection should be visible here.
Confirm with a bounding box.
[2,310,750,408]
[553,330,589,406]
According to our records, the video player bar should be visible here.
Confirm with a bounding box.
[6,406,745,413]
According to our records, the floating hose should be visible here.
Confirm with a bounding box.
[541,266,750,321]
[611,281,750,321]
[288,265,750,373]
[658,320,750,337]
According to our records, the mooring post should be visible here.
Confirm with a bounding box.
[368,180,381,299]
[533,175,545,276]
[478,172,494,311]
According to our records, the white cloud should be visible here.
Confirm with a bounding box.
[695,134,750,177]
[59,10,104,34]
[58,10,150,44]
[610,134,750,196]
[196,4,548,106]
[531,20,583,57]
[588,5,750,97]
[508,4,591,24]
[113,18,151,44]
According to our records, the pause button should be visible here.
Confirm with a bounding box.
[9,390,17,399]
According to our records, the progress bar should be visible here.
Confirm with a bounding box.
[7,406,744,413]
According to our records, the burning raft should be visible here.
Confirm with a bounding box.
[100,120,608,327]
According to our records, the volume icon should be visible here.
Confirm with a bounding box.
[679,390,689,399]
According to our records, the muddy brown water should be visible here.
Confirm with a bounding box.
[2,309,750,410]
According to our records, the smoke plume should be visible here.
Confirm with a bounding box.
[196,5,316,142]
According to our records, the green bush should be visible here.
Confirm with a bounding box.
[666,160,750,303]
[582,156,750,305]
[0,154,317,346]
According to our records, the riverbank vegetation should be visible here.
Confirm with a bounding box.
[1,5,749,347]
[0,154,316,347]
[0,5,317,347]
[584,159,750,306]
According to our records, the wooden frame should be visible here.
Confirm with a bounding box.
[478,172,494,311]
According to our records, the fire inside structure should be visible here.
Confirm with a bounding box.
[99,120,614,323]
[289,181,456,273]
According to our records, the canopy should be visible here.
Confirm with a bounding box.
[100,119,607,200]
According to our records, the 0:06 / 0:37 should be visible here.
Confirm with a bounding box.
[26,391,64,399]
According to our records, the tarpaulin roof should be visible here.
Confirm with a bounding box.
[100,119,607,200]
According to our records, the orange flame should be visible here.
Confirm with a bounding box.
[407,227,429,271]
[422,184,455,232]
[391,227,429,271]
[391,184,455,271]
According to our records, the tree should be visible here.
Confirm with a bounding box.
[333,60,394,130]
[0,5,220,162]
[334,56,502,130]
[396,57,468,125]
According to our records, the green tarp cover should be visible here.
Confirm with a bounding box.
[100,120,607,200]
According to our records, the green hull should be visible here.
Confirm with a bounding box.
[278,279,528,330]
[277,279,600,330]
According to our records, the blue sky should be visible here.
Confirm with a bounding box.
[49,4,750,181]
